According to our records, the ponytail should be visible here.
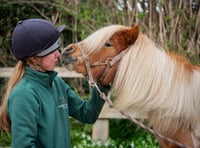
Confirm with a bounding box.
[0,61,25,132]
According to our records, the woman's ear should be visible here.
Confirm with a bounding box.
[27,57,38,65]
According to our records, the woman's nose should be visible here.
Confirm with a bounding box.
[55,49,61,57]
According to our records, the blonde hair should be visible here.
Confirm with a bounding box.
[0,61,25,132]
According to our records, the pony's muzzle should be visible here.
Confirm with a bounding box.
[61,47,78,65]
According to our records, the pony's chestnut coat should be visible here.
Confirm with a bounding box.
[61,25,200,148]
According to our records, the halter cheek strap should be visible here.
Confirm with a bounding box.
[95,49,129,82]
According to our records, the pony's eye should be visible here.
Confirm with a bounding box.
[105,42,112,47]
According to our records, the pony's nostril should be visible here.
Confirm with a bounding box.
[65,47,74,54]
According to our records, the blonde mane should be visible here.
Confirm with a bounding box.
[110,33,200,133]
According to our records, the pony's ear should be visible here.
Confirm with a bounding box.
[128,25,139,45]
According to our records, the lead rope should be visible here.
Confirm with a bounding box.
[78,44,190,148]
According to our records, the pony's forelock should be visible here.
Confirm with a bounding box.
[80,25,129,54]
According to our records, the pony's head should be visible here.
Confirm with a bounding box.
[61,25,139,85]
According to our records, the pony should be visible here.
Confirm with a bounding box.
[61,25,200,148]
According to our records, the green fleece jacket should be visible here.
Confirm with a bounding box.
[7,66,106,148]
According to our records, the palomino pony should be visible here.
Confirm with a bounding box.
[61,25,200,148]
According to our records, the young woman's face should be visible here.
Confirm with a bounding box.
[37,49,60,72]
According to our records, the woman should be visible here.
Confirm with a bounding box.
[0,18,108,148]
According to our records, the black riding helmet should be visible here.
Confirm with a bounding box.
[12,18,65,60]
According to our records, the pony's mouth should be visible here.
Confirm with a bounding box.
[61,57,78,71]
[62,56,78,65]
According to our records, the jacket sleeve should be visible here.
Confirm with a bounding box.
[7,92,39,148]
[67,86,109,123]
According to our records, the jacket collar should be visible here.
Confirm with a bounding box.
[25,66,58,87]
